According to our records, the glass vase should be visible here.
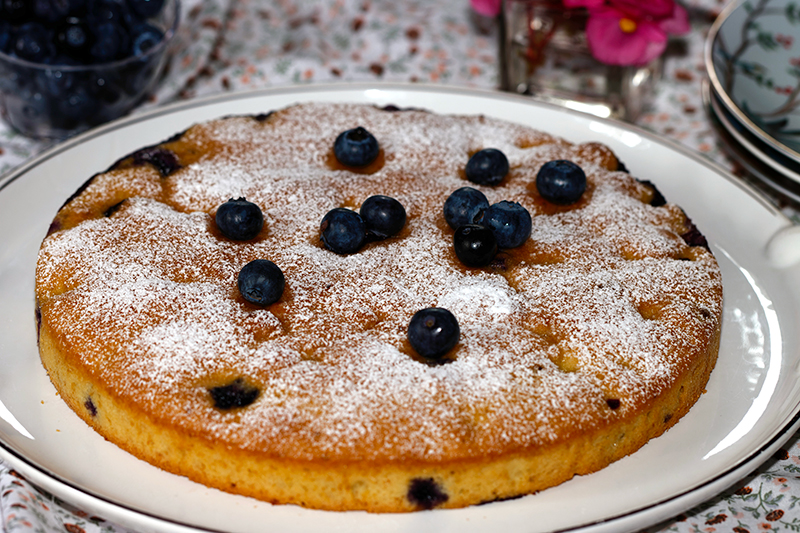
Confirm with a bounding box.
[499,0,662,122]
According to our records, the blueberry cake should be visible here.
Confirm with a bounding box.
[35,103,722,512]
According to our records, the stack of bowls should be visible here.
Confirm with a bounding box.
[705,0,800,203]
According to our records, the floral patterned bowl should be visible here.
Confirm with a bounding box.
[706,0,800,165]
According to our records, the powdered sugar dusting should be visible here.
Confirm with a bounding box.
[36,103,722,462]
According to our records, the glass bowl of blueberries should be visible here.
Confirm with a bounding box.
[0,0,180,140]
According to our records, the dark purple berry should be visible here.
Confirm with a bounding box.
[84,397,97,416]
[216,198,264,241]
[407,307,460,360]
[209,378,260,410]
[443,186,489,230]
[32,0,71,23]
[536,160,587,205]
[480,200,532,249]
[407,478,449,509]
[129,22,163,56]
[131,147,181,176]
[66,0,87,14]
[360,195,406,239]
[453,224,497,267]
[128,0,165,18]
[333,127,379,167]
[35,56,79,96]
[0,21,12,54]
[57,86,93,122]
[237,259,285,306]
[55,17,93,61]
[465,148,509,186]
[12,22,54,63]
[86,0,130,26]
[320,207,366,254]
[89,21,129,62]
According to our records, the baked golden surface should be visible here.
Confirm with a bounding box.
[35,103,722,512]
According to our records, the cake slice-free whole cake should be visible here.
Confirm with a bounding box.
[35,103,722,512]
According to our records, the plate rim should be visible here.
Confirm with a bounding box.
[0,81,798,533]
[704,0,800,167]
[707,82,800,186]
[705,89,800,204]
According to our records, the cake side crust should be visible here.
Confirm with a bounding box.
[38,306,719,512]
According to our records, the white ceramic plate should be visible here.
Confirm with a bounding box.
[706,0,800,164]
[1,84,800,533]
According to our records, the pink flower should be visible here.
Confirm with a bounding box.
[472,0,691,66]
[583,1,689,66]
[563,0,606,8]
[470,0,501,17]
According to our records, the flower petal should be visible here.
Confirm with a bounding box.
[586,13,667,65]
[658,3,691,35]
[610,0,676,19]
[470,0,501,17]
[563,0,606,8]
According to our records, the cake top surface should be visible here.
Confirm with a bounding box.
[35,103,722,462]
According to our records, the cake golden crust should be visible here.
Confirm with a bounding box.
[35,103,722,512]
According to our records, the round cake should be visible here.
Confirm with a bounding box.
[35,102,722,512]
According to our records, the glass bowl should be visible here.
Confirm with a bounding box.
[0,0,180,140]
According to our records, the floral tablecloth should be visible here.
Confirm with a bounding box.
[2,1,800,532]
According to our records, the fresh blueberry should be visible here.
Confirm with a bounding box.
[215,198,264,241]
[55,17,93,61]
[480,200,532,249]
[33,0,72,23]
[443,186,489,230]
[320,207,366,254]
[57,86,93,126]
[536,160,587,205]
[87,69,124,109]
[209,378,260,410]
[129,22,163,56]
[453,224,497,267]
[66,0,87,14]
[4,88,48,136]
[407,307,460,361]
[35,56,80,96]
[12,22,54,63]
[127,0,164,18]
[86,0,130,26]
[333,127,380,167]
[465,148,509,186]
[0,21,13,54]
[237,259,285,306]
[90,21,129,62]
[131,147,181,176]
[360,195,406,239]
[408,478,449,509]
